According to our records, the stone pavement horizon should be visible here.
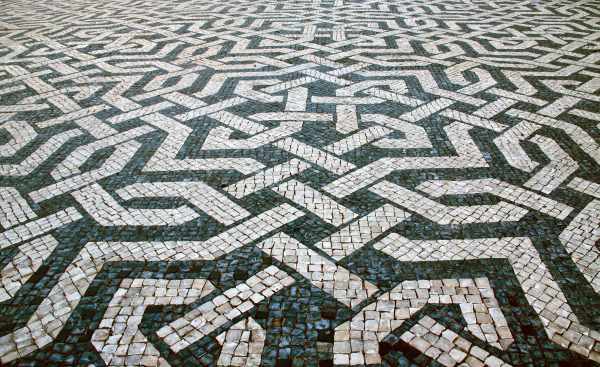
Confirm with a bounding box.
[0,0,599,365]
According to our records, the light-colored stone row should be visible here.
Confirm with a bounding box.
[257,233,378,308]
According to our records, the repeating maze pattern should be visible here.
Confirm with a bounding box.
[0,0,600,365]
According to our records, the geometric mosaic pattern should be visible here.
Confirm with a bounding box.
[1,0,600,365]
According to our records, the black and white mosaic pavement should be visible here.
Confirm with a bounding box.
[1,0,600,365]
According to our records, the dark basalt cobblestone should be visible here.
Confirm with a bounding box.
[1,0,600,365]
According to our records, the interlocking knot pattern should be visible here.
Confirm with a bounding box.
[0,0,600,365]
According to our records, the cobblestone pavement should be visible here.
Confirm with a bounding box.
[0,0,599,365]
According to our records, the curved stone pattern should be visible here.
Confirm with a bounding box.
[0,0,599,365]
[373,235,600,362]
[333,276,514,365]
[92,278,215,366]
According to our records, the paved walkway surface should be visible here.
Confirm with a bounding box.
[0,0,599,365]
